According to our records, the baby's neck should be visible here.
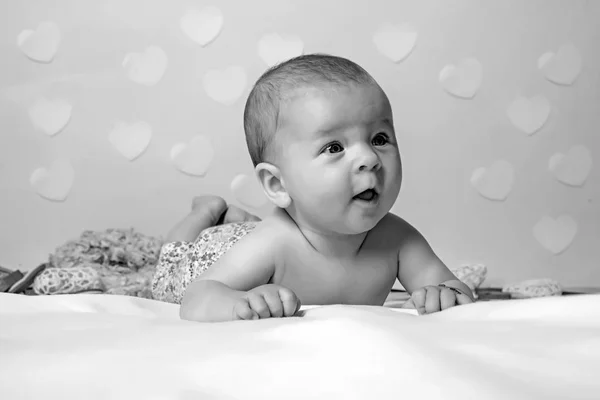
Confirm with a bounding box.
[275,208,370,259]
[303,230,369,259]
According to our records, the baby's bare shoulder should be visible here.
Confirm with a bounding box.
[237,218,287,246]
[366,212,416,251]
[256,213,311,261]
[244,215,297,251]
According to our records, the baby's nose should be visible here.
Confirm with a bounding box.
[359,161,380,172]
[357,151,381,172]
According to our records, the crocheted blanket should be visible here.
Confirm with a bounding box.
[32,228,163,298]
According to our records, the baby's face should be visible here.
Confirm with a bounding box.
[276,83,402,234]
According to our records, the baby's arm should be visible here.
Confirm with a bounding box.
[393,216,475,303]
[180,225,298,322]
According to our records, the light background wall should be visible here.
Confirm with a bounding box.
[0,0,598,288]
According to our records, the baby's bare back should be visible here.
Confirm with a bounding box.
[264,213,400,306]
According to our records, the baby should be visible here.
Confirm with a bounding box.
[172,54,474,322]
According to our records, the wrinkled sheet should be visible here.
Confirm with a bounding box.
[1,293,599,400]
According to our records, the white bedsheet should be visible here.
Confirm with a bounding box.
[1,293,599,400]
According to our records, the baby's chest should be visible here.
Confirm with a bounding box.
[274,251,398,306]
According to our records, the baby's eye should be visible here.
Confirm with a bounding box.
[324,142,344,154]
[372,133,389,146]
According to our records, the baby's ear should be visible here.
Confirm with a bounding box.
[255,162,291,208]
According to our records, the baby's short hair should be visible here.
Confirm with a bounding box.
[243,53,377,167]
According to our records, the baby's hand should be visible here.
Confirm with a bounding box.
[402,284,473,315]
[233,284,301,320]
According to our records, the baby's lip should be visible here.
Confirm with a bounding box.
[353,187,379,199]
[354,187,379,197]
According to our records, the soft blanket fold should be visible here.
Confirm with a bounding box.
[1,293,599,400]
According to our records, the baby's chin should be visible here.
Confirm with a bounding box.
[337,213,389,235]
[334,202,393,233]
[352,217,386,234]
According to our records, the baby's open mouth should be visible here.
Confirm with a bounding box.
[353,189,378,201]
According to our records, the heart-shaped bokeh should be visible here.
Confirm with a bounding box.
[439,58,482,99]
[533,215,577,255]
[123,46,168,86]
[180,6,223,46]
[108,121,153,161]
[538,44,582,86]
[470,160,514,201]
[17,21,60,63]
[30,159,74,202]
[548,145,593,187]
[506,95,551,135]
[372,23,418,63]
[28,97,72,136]
[171,135,214,176]
[203,66,247,105]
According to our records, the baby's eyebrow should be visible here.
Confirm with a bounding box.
[313,117,393,137]
[379,117,393,128]
[313,127,341,138]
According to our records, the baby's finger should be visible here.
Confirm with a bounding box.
[456,292,474,305]
[424,286,441,314]
[279,288,300,317]
[263,293,284,318]
[440,288,457,310]
[410,288,427,315]
[247,293,271,319]
[400,298,416,310]
[233,300,257,320]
